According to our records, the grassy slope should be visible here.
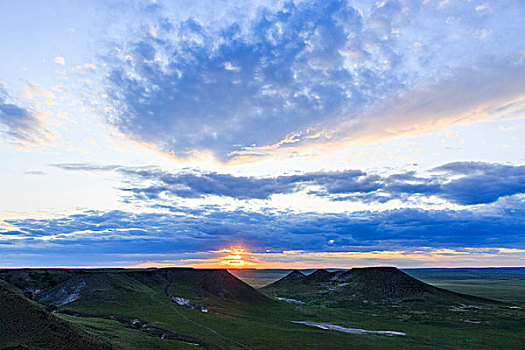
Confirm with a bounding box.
[261,267,500,307]
[64,280,525,350]
[1,268,524,350]
[61,270,524,350]
[60,280,413,350]
[0,281,110,350]
[259,268,524,349]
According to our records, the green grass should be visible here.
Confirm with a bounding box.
[59,315,198,350]
[0,281,110,350]
[231,268,525,303]
[403,269,525,303]
[58,279,525,349]
[2,268,524,349]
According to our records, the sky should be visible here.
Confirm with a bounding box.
[0,0,524,269]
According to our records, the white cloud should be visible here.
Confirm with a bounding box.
[74,62,97,72]
[99,0,525,162]
[476,3,493,14]
[53,56,66,66]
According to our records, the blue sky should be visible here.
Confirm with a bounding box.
[0,0,524,268]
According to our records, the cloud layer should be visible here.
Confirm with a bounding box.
[103,0,525,160]
[56,161,525,206]
[1,199,523,266]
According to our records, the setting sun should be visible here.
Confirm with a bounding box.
[220,248,248,267]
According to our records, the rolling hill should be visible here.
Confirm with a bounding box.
[0,268,271,309]
[262,267,498,307]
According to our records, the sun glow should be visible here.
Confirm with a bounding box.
[220,247,248,267]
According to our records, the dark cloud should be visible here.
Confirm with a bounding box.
[433,162,525,205]
[118,167,373,200]
[1,202,523,266]
[54,161,525,206]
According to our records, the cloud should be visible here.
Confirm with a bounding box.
[1,201,523,266]
[21,83,57,106]
[118,167,374,201]
[101,0,525,161]
[53,56,65,66]
[74,62,97,72]
[54,161,525,206]
[0,86,55,147]
[475,3,493,14]
[433,162,525,205]
[24,170,47,176]
[333,61,525,145]
[105,1,369,160]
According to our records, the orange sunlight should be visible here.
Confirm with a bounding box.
[129,247,525,269]
[220,247,250,267]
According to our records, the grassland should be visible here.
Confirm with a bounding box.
[1,267,523,350]
[405,268,525,303]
